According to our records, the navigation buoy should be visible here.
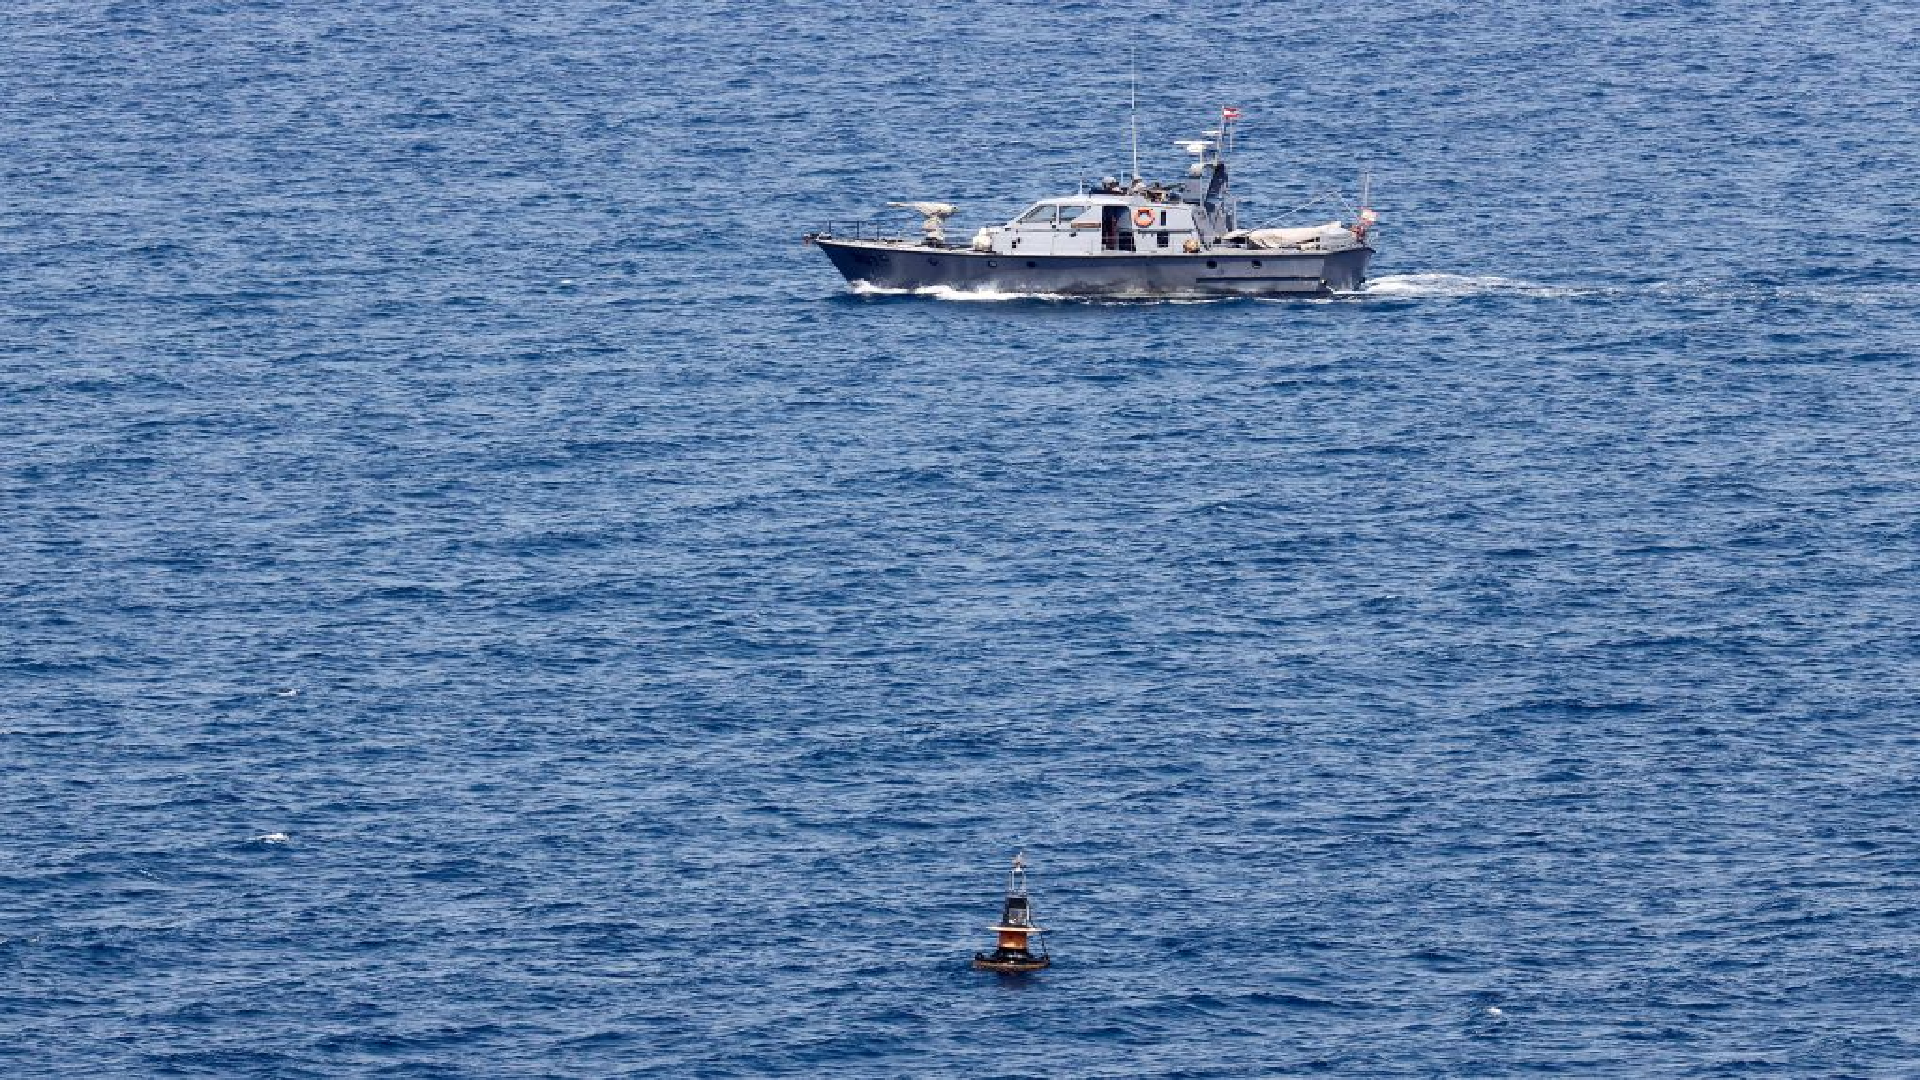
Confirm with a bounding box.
[972,852,1050,973]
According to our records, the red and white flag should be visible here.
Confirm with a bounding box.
[1221,106,1243,120]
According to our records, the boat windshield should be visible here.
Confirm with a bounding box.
[1017,204,1056,223]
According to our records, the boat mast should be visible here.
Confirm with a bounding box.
[1220,106,1241,229]
[1128,49,1140,184]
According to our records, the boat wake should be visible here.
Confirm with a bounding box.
[1647,277,1920,308]
[849,275,1602,304]
[1359,273,1597,299]
[1359,274,1920,307]
[848,274,1608,304]
[848,281,1226,304]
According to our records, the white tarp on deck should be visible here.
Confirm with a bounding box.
[1234,221,1357,249]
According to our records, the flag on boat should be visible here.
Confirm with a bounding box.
[1221,106,1243,120]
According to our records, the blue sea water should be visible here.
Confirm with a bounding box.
[4,0,1919,1075]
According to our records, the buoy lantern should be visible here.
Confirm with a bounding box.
[972,852,1051,973]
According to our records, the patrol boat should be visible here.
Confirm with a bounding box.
[804,107,1375,299]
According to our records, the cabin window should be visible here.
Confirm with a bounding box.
[1157,232,1169,248]
[1018,204,1055,223]
[1159,210,1168,226]
[1056,205,1085,224]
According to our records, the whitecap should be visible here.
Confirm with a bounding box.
[254,832,290,844]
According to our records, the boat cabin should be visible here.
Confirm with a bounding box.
[985,197,1202,256]
[975,151,1234,257]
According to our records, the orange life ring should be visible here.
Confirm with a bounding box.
[1133,207,1156,228]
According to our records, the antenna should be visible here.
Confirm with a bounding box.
[1128,48,1140,183]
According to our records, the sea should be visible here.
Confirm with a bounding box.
[4,0,1918,1076]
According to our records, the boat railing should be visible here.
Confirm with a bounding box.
[804,220,912,243]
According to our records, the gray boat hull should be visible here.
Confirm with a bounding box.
[814,239,1371,298]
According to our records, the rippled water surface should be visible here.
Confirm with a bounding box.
[5,1,1919,1076]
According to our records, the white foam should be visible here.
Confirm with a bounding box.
[910,284,1056,302]
[849,280,1068,302]
[850,281,1235,304]
[1362,273,1595,299]
[255,832,290,844]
